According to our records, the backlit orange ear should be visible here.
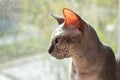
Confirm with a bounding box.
[63,8,80,26]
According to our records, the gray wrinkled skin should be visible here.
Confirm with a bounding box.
[48,13,120,80]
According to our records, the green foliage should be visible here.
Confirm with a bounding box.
[0,0,118,64]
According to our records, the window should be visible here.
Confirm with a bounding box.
[0,0,118,80]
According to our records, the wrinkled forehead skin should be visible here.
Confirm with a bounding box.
[51,23,81,39]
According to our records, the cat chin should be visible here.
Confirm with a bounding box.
[51,54,64,59]
[51,54,69,59]
[55,57,64,59]
[50,53,64,59]
[55,56,71,59]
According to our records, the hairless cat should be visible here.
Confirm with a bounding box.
[48,8,120,80]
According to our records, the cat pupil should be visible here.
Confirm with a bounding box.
[55,38,59,44]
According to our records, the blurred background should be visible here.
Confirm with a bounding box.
[0,0,118,80]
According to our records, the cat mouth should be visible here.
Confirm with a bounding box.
[50,50,69,59]
[51,53,64,59]
[50,52,68,59]
[48,45,69,59]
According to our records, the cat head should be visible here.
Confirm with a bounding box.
[48,8,99,59]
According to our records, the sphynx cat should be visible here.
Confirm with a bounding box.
[48,8,120,80]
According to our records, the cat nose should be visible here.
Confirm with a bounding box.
[48,44,54,54]
[48,48,52,54]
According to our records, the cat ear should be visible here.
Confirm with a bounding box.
[51,13,64,24]
[62,8,87,29]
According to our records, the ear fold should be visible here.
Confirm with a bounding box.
[51,13,64,24]
[62,8,87,29]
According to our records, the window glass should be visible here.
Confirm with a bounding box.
[0,0,118,80]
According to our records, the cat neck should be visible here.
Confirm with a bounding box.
[72,44,117,80]
[72,51,104,74]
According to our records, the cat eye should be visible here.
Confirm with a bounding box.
[55,37,59,44]
[54,37,61,49]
